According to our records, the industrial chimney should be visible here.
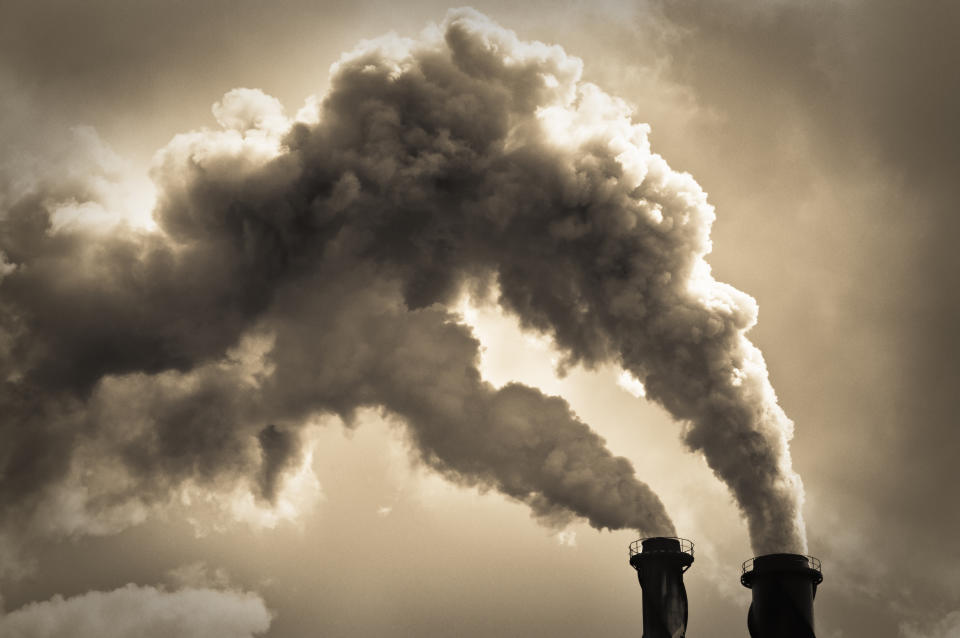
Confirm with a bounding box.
[740,553,823,638]
[628,536,694,638]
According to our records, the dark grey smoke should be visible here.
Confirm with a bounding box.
[0,8,806,561]
[257,425,297,502]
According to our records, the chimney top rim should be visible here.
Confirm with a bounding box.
[740,553,823,588]
[629,536,694,557]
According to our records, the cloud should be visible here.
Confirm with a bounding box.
[0,584,271,638]
[555,530,577,547]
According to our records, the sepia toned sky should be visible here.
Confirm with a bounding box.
[1,2,958,637]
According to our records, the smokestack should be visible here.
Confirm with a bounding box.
[628,536,694,638]
[740,553,823,638]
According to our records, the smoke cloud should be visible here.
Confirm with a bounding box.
[0,8,806,557]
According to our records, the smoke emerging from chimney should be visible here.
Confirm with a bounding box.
[0,9,806,555]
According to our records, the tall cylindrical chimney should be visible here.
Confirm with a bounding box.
[628,536,694,638]
[740,553,823,638]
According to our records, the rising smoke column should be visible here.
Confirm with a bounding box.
[269,10,804,552]
[0,8,805,559]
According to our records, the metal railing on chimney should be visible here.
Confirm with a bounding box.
[629,537,695,559]
[741,554,823,587]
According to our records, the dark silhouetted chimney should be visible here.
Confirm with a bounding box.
[740,553,823,638]
[628,536,694,638]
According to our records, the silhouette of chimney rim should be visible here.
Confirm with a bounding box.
[629,536,694,572]
[741,553,823,589]
[629,536,694,555]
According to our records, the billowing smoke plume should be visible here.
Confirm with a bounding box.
[0,9,806,557]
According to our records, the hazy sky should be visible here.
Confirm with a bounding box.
[1,2,958,638]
